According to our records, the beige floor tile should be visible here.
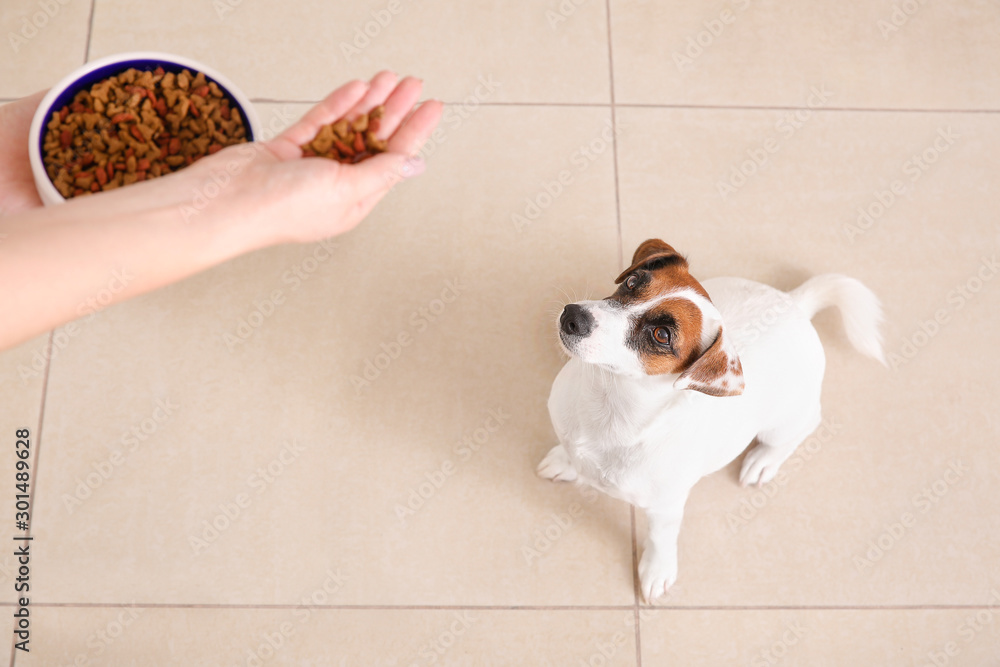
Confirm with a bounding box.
[88,0,610,104]
[30,104,633,606]
[24,606,638,666]
[2,607,17,658]
[641,607,1000,666]
[610,0,1000,109]
[0,335,48,604]
[615,106,1000,606]
[0,0,92,98]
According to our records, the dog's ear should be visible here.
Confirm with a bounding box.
[673,325,745,397]
[615,239,687,284]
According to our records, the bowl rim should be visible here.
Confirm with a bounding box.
[28,51,262,205]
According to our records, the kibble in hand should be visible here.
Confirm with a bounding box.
[300,106,388,163]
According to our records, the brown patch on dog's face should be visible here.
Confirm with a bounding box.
[603,239,744,395]
[612,239,710,304]
[604,239,714,375]
[627,297,705,375]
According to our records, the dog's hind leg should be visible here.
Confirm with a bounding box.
[739,409,822,487]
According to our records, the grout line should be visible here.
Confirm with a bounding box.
[604,0,624,279]
[32,602,640,611]
[599,24,635,663]
[246,98,1000,115]
[28,601,1000,611]
[634,604,1000,611]
[633,605,642,666]
[617,102,1000,114]
[82,0,97,63]
[25,329,54,543]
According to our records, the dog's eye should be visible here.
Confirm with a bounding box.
[625,275,638,290]
[652,327,671,345]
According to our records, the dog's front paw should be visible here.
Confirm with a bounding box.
[638,546,678,603]
[740,442,788,487]
[536,445,579,482]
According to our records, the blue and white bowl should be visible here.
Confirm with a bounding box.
[28,51,261,206]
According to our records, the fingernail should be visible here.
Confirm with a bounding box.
[400,155,425,179]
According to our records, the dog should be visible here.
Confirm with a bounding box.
[538,239,885,602]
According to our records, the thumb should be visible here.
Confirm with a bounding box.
[348,151,427,200]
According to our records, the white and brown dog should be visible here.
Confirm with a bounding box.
[538,239,885,601]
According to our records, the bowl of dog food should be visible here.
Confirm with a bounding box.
[28,51,263,206]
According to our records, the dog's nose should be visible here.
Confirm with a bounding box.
[560,304,595,337]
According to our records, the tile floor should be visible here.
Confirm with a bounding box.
[1,0,999,664]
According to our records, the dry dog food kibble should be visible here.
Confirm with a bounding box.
[42,67,247,199]
[300,106,388,163]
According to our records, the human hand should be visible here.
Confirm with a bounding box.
[185,71,443,249]
[0,73,442,349]
[0,90,46,217]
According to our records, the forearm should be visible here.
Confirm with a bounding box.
[0,73,442,351]
[0,168,263,350]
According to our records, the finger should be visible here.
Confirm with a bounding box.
[348,151,427,202]
[374,76,423,138]
[272,80,369,148]
[340,156,426,230]
[385,99,444,157]
[341,70,398,120]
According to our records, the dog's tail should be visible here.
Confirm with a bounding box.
[790,274,886,365]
